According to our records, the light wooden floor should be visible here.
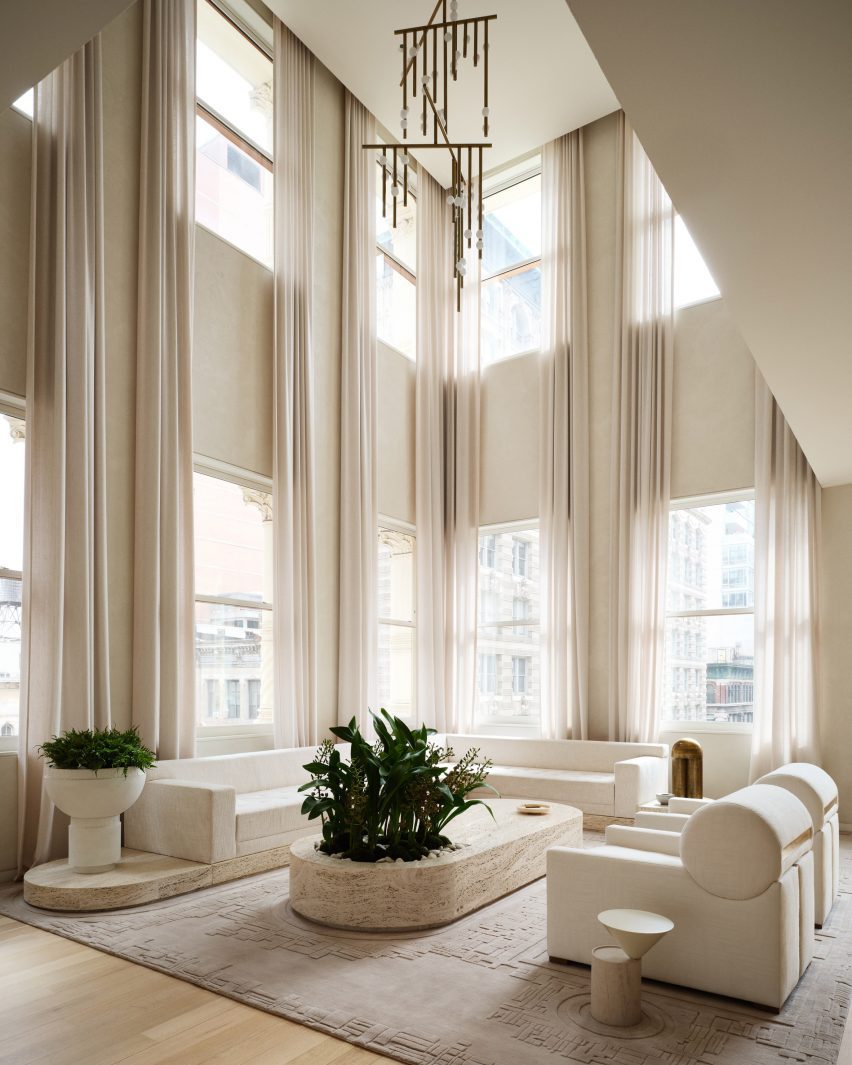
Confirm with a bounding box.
[3,913,852,1065]
[0,916,385,1065]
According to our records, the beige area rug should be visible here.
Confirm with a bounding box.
[2,833,851,1065]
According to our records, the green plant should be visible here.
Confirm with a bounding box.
[300,710,495,863]
[38,726,156,774]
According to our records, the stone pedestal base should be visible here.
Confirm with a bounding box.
[68,815,122,873]
[590,945,642,1027]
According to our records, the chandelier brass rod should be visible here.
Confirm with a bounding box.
[362,142,492,150]
[397,14,496,86]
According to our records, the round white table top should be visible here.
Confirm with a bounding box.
[597,908,674,935]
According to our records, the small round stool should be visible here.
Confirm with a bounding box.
[591,909,674,1027]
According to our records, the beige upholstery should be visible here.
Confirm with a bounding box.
[635,811,689,832]
[124,746,335,865]
[446,735,668,816]
[756,763,840,926]
[547,783,816,1009]
[680,785,813,900]
[668,796,714,814]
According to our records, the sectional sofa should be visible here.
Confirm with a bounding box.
[123,735,669,875]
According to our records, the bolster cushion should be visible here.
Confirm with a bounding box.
[680,783,812,900]
[755,763,839,831]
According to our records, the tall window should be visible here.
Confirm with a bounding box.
[378,525,415,719]
[674,215,720,308]
[476,525,540,724]
[480,166,541,367]
[376,156,416,359]
[0,410,25,746]
[193,470,273,729]
[663,495,755,725]
[196,0,273,266]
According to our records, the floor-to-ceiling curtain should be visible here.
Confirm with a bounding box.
[273,20,317,748]
[609,113,674,744]
[338,93,377,730]
[132,0,196,760]
[750,371,821,779]
[415,170,480,735]
[17,38,111,872]
[539,129,589,740]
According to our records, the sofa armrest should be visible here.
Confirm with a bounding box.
[124,779,237,864]
[605,824,682,856]
[668,797,713,814]
[613,756,669,817]
[634,810,690,832]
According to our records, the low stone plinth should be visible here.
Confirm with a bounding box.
[289,797,583,931]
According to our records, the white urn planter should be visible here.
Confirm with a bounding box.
[44,767,146,874]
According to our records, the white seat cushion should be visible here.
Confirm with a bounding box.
[484,765,615,808]
[235,787,306,842]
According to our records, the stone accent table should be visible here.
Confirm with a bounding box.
[289,798,583,931]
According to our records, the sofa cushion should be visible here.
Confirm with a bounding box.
[485,765,615,808]
[235,787,307,842]
[145,745,350,795]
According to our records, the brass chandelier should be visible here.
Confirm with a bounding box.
[364,0,496,309]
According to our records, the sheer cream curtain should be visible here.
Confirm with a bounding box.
[18,38,111,872]
[539,129,589,740]
[132,0,197,760]
[415,171,480,733]
[338,92,377,730]
[749,372,821,779]
[609,114,674,744]
[273,20,317,748]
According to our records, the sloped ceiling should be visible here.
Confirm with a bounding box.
[0,0,136,113]
[266,0,618,186]
[568,0,852,487]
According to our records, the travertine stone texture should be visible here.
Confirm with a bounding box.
[591,946,642,1027]
[23,849,211,911]
[289,798,583,931]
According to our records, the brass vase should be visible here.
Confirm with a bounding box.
[671,738,703,798]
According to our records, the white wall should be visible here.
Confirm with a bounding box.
[819,484,852,820]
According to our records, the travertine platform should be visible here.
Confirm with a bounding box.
[23,849,211,911]
[289,797,583,931]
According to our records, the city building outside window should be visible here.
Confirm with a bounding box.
[376,155,417,359]
[193,468,273,731]
[196,0,273,266]
[378,523,415,719]
[480,163,541,367]
[476,524,540,726]
[0,408,25,749]
[663,493,755,726]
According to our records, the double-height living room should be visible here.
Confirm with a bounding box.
[0,0,850,1062]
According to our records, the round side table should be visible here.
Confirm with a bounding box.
[591,908,674,1027]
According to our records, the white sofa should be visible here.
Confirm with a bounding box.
[124,746,337,872]
[547,784,815,1009]
[443,735,669,817]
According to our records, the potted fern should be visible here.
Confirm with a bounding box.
[39,727,155,874]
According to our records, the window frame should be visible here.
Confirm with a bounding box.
[476,518,541,730]
[195,0,274,266]
[375,152,417,360]
[193,457,273,740]
[660,488,755,735]
[479,161,543,367]
[377,514,417,720]
[0,393,25,752]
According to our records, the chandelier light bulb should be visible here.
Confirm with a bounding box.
[446,193,455,206]
[444,30,451,42]
[408,46,418,58]
[421,74,430,86]
[464,228,472,240]
[476,239,484,250]
[476,229,483,239]
[391,185,400,198]
[482,106,490,117]
[400,108,408,118]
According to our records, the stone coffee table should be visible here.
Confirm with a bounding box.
[289,797,582,932]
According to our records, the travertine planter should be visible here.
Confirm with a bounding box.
[289,797,583,931]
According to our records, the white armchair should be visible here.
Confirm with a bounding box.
[547,784,815,1008]
[755,763,840,926]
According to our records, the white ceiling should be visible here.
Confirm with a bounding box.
[568,0,852,487]
[265,0,618,186]
[0,0,135,114]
